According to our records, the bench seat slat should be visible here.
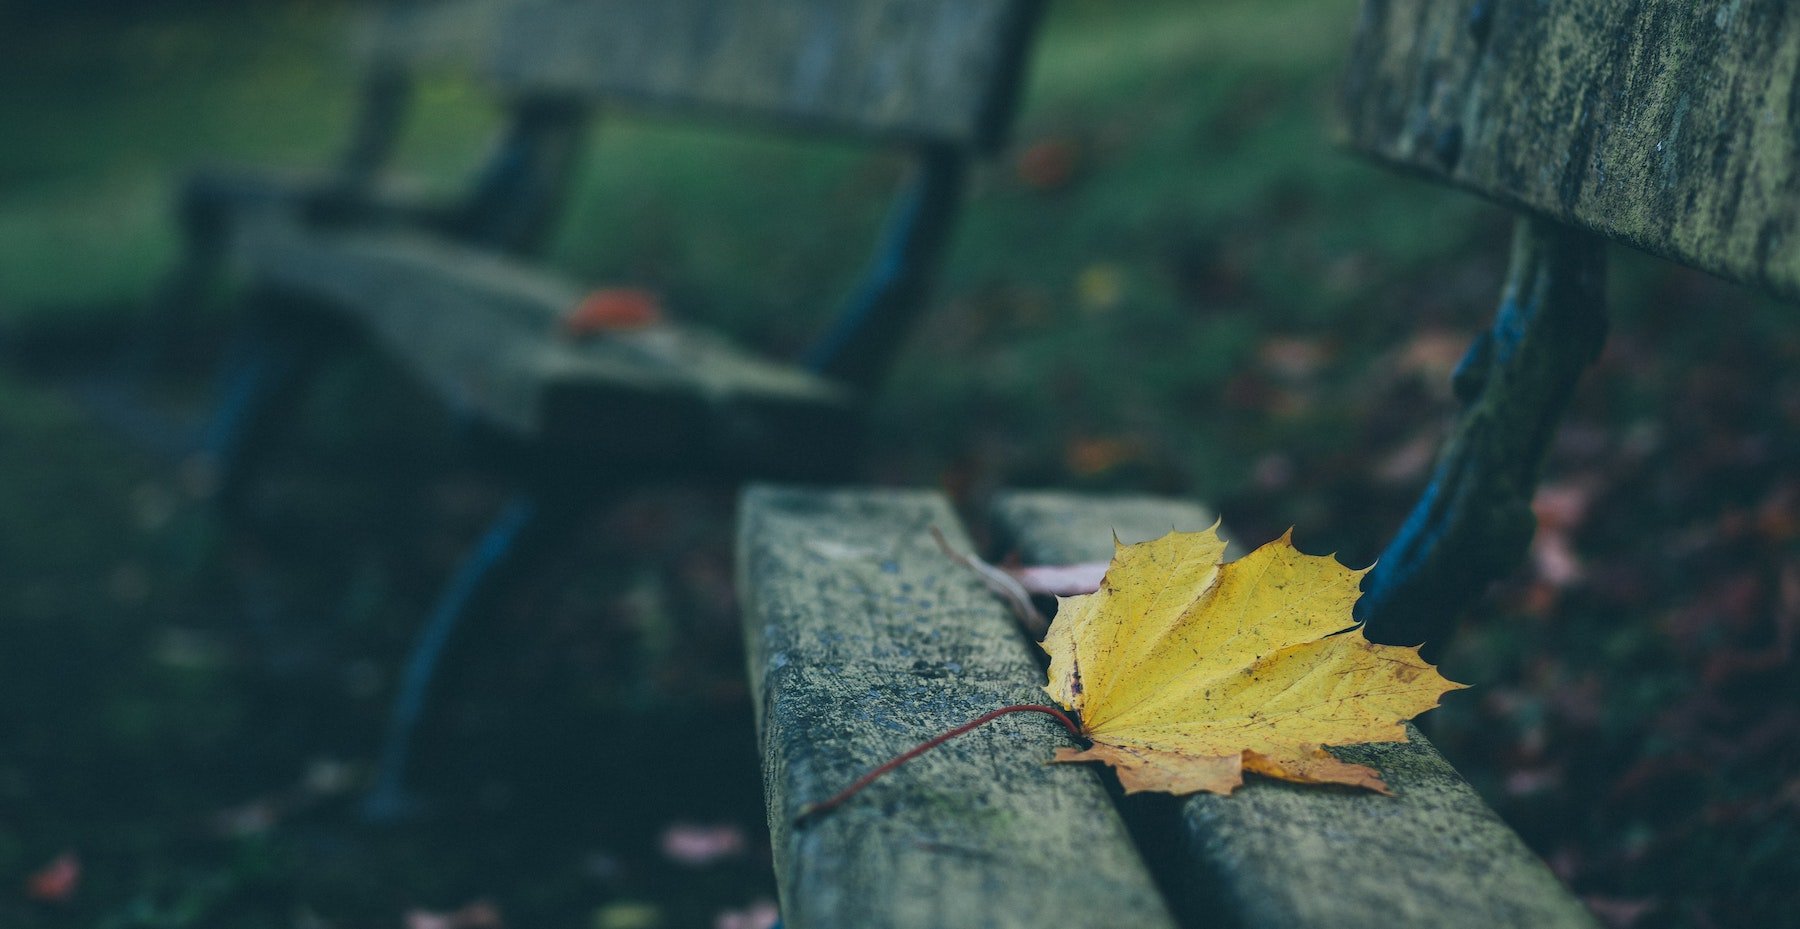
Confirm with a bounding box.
[241,225,855,471]
[739,486,1178,929]
[990,490,1599,929]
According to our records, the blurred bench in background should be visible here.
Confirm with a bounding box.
[158,0,1045,818]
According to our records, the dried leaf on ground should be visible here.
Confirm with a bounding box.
[659,823,746,867]
[562,288,664,337]
[23,852,79,903]
[712,899,779,929]
[1043,527,1464,795]
[404,900,504,929]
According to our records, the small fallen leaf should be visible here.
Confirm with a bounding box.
[1043,526,1464,795]
[1257,336,1331,381]
[658,823,745,867]
[1393,327,1470,383]
[1015,137,1080,190]
[1063,436,1143,476]
[712,900,779,929]
[24,852,79,903]
[1580,895,1657,929]
[563,288,663,337]
[404,899,503,929]
[1373,434,1437,485]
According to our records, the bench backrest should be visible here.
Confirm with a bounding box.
[361,0,506,74]
[346,0,1045,394]
[1341,0,1800,302]
[365,0,1041,153]
[493,0,1041,152]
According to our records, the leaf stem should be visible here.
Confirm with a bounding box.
[794,704,1083,827]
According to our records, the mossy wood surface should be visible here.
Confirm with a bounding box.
[990,490,1599,929]
[737,486,1178,929]
[1342,0,1800,301]
[490,0,1041,150]
[243,225,855,472]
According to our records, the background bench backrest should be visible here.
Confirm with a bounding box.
[489,0,1041,152]
[361,0,506,75]
[1341,0,1800,302]
[346,0,1041,392]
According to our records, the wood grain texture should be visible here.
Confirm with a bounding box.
[242,224,855,474]
[989,490,1599,929]
[1341,0,1800,301]
[738,486,1178,929]
[990,490,1223,564]
[491,0,1042,149]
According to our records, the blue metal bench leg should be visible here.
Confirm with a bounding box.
[361,491,585,822]
[1357,217,1608,648]
[142,181,231,375]
[203,301,333,516]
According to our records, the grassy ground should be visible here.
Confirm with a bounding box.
[1,1,1797,927]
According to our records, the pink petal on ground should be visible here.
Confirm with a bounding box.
[1005,561,1109,597]
[714,899,780,929]
[659,823,746,867]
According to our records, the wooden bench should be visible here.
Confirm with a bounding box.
[159,0,573,353]
[1344,0,1800,646]
[165,0,1045,817]
[739,486,1598,928]
[737,0,1800,923]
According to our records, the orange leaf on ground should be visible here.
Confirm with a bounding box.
[1015,137,1080,190]
[24,852,79,903]
[563,288,664,337]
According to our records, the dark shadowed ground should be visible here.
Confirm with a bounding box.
[0,1,1795,927]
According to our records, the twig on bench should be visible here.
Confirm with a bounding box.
[930,526,1050,637]
[795,704,1084,827]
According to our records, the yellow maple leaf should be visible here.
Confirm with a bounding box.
[1041,526,1464,795]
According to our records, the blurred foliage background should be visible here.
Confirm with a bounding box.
[0,0,1795,927]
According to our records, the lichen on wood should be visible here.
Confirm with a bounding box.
[1342,0,1800,303]
[738,486,1178,929]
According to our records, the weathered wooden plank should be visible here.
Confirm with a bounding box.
[989,490,1600,929]
[738,486,1178,929]
[241,224,855,472]
[360,0,508,73]
[491,0,1043,150]
[1341,0,1800,303]
[990,490,1223,564]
